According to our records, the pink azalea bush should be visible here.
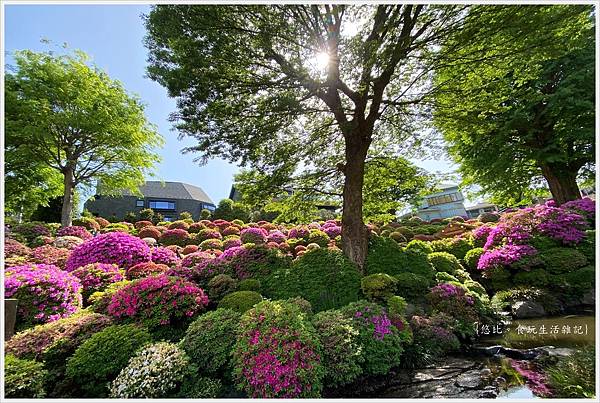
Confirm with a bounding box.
[107,274,209,329]
[64,232,152,272]
[233,300,324,398]
[126,262,169,280]
[5,264,82,326]
[56,226,93,240]
[150,246,180,266]
[71,263,125,301]
[30,245,70,269]
[4,238,32,257]
[240,227,268,244]
[158,228,190,246]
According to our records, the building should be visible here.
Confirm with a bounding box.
[416,184,468,221]
[465,202,499,219]
[228,185,338,212]
[85,181,216,221]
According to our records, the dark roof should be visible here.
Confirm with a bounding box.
[121,181,214,204]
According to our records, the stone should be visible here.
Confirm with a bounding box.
[480,368,492,377]
[142,237,157,246]
[479,385,498,398]
[455,369,484,389]
[536,346,576,357]
[512,300,546,318]
[581,289,595,305]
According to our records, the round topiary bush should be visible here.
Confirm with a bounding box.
[56,225,93,240]
[5,264,82,328]
[307,229,330,247]
[431,237,474,260]
[66,324,152,397]
[394,272,432,302]
[159,228,190,246]
[207,274,238,302]
[4,238,31,257]
[233,300,324,398]
[72,217,101,232]
[361,273,398,303]
[4,355,47,398]
[168,220,190,231]
[427,252,463,274]
[65,232,151,272]
[238,278,261,292]
[270,248,361,312]
[538,247,588,274]
[150,246,180,266]
[71,263,125,302]
[108,274,209,330]
[464,247,485,271]
[182,308,241,376]
[109,342,191,398]
[217,290,262,313]
[405,239,434,255]
[312,309,364,387]
[125,262,169,280]
[138,226,161,240]
[199,238,224,250]
[29,245,70,269]
[53,235,84,250]
[365,236,435,280]
[240,227,267,244]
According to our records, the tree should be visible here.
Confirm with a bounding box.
[212,198,251,222]
[5,49,164,226]
[433,5,594,205]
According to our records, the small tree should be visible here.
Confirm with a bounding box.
[200,209,212,220]
[6,49,163,226]
[138,208,155,222]
[179,211,193,220]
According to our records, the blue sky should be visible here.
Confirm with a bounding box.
[4,4,458,207]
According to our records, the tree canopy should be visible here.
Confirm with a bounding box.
[433,5,595,205]
[5,49,164,225]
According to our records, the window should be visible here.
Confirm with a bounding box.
[428,193,460,206]
[202,203,216,212]
[163,216,173,222]
[136,200,144,207]
[149,200,176,210]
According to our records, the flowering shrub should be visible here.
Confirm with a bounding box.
[65,232,151,272]
[108,274,209,329]
[365,236,435,280]
[134,220,153,230]
[312,310,364,387]
[428,283,478,324]
[53,235,84,249]
[338,301,405,376]
[71,263,125,301]
[508,359,551,397]
[196,228,222,242]
[200,238,223,250]
[223,226,241,236]
[151,246,180,266]
[13,222,51,243]
[223,236,242,250]
[31,235,54,247]
[323,224,342,239]
[138,226,161,240]
[30,245,70,269]
[477,244,537,271]
[409,313,460,362]
[240,227,267,244]
[179,250,214,268]
[188,222,206,233]
[73,217,101,232]
[233,300,324,398]
[266,230,286,244]
[168,220,190,231]
[88,280,132,314]
[56,226,92,240]
[562,197,595,223]
[159,228,190,246]
[182,308,241,375]
[182,244,198,254]
[110,342,191,398]
[288,225,310,240]
[5,238,32,257]
[5,264,82,327]
[94,216,110,228]
[126,262,169,280]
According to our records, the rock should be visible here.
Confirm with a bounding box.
[512,301,546,318]
[536,346,576,357]
[581,289,595,305]
[495,376,507,384]
[479,385,498,398]
[142,237,157,246]
[480,368,492,377]
[455,369,484,389]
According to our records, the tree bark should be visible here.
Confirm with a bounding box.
[540,163,581,205]
[341,135,370,272]
[61,167,75,227]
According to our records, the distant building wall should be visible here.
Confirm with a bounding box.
[85,196,214,221]
[416,186,467,221]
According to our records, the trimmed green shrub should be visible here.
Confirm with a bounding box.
[285,296,313,315]
[463,280,488,297]
[550,266,595,296]
[405,239,433,255]
[575,230,595,263]
[109,342,191,398]
[464,248,484,271]
[387,296,408,316]
[238,278,261,292]
[513,269,550,287]
[4,355,47,398]
[395,272,432,301]
[272,248,361,312]
[308,230,330,247]
[389,231,407,243]
[365,236,434,280]
[312,310,364,387]
[454,269,472,282]
[427,252,463,274]
[481,266,512,292]
[178,376,223,398]
[182,308,241,376]
[217,291,263,313]
[435,271,459,283]
[530,235,561,251]
[491,288,561,314]
[539,248,588,274]
[431,237,474,259]
[66,324,152,397]
[361,273,398,303]
[207,274,238,302]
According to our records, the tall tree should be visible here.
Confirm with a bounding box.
[433,5,594,205]
[6,50,164,226]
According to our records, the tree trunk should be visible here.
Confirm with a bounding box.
[540,163,581,205]
[61,167,75,227]
[341,136,370,272]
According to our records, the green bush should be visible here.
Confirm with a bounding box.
[360,273,398,303]
[427,252,463,274]
[387,295,408,316]
[389,231,407,243]
[312,310,364,387]
[550,266,595,296]
[272,248,361,312]
[546,346,595,398]
[285,296,313,315]
[178,376,223,398]
[464,248,484,271]
[491,287,561,314]
[4,355,47,398]
[430,237,474,260]
[207,274,238,302]
[513,269,550,287]
[365,236,434,280]
[575,230,595,263]
[538,247,588,274]
[481,266,512,292]
[435,271,459,283]
[238,278,261,292]
[405,239,433,255]
[308,229,330,247]
[463,280,488,297]
[182,308,241,376]
[395,272,432,301]
[217,291,263,313]
[66,324,152,397]
[453,269,472,282]
[529,235,561,251]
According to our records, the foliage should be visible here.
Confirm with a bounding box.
[427,252,463,274]
[66,324,152,397]
[360,273,398,304]
[538,247,587,274]
[464,248,484,271]
[406,313,460,367]
[430,237,474,260]
[4,355,47,398]
[394,272,432,302]
[365,236,435,280]
[312,309,364,387]
[178,376,223,398]
[150,246,180,266]
[159,228,190,246]
[109,342,191,398]
[232,300,324,398]
[207,274,238,302]
[65,231,151,272]
[238,278,261,292]
[30,245,70,269]
[218,291,263,314]
[56,225,93,240]
[125,261,168,280]
[5,264,82,327]
[71,263,125,302]
[182,308,241,376]
[491,287,561,314]
[405,239,434,255]
[546,346,595,398]
[213,198,251,222]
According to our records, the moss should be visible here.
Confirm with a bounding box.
[217,291,263,314]
[427,252,463,274]
[361,273,398,303]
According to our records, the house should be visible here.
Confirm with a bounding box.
[85,181,216,222]
[416,184,468,221]
[465,202,499,219]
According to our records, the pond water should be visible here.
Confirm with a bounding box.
[497,386,539,399]
[478,315,595,349]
